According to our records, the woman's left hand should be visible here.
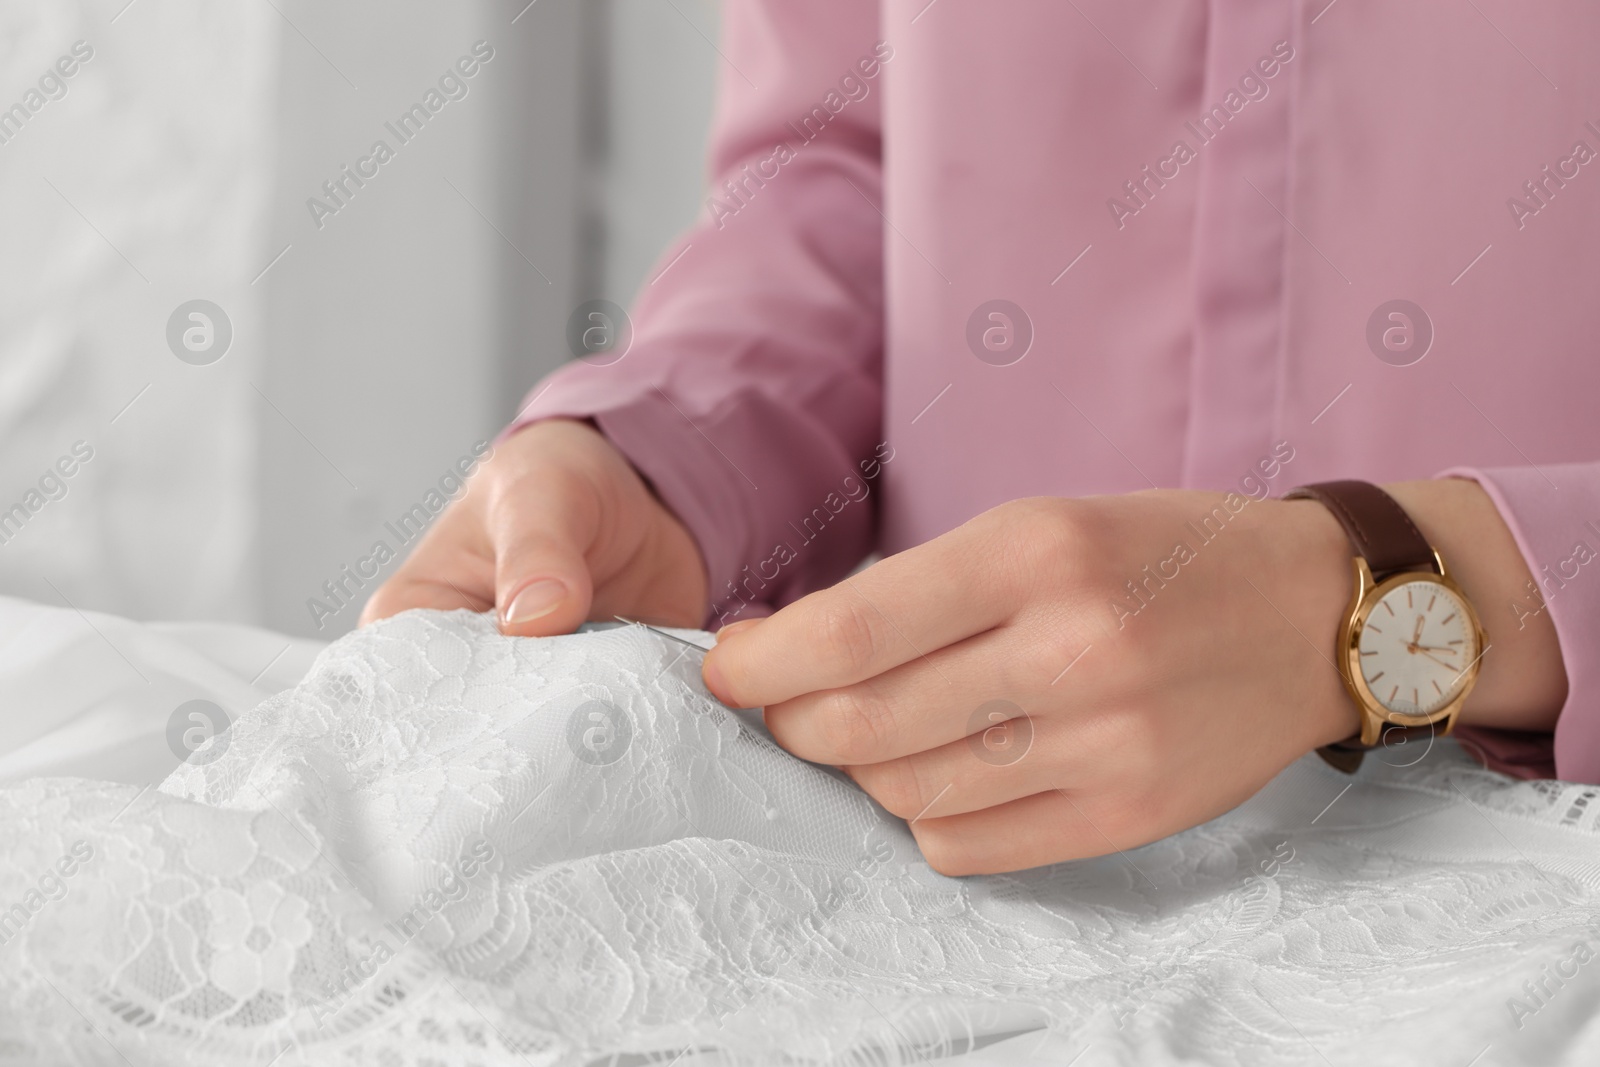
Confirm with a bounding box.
[699,491,1367,875]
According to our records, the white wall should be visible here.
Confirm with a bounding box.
[600,0,720,302]
[0,0,719,637]
[0,0,277,625]
[257,0,590,637]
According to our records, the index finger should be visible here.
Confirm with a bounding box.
[701,512,1028,708]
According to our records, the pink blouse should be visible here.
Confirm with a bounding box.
[513,0,1600,783]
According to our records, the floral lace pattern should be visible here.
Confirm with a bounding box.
[1,610,1598,1065]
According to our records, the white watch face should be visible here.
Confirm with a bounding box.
[1356,580,1479,717]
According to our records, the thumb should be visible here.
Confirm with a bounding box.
[490,479,597,637]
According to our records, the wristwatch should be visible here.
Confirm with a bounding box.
[1285,480,1488,772]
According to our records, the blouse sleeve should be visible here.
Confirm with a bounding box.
[506,0,891,627]
[1444,463,1600,782]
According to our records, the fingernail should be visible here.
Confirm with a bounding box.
[715,619,761,642]
[503,579,566,626]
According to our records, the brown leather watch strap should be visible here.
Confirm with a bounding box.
[1283,480,1437,577]
[1318,725,1441,773]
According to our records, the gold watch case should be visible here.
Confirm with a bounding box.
[1338,550,1489,747]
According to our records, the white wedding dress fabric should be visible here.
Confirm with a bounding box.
[2,602,1600,1066]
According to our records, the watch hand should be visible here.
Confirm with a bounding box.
[1412,644,1456,653]
[1417,649,1457,670]
[1413,614,1425,643]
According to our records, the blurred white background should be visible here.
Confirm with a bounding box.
[0,0,718,638]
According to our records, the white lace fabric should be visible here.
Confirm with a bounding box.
[2,609,1599,1066]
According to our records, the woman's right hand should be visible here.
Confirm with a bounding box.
[360,418,709,636]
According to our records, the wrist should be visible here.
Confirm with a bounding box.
[1245,496,1366,749]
